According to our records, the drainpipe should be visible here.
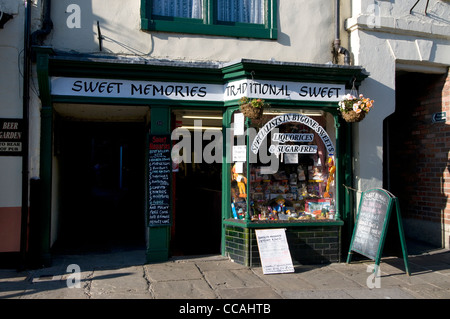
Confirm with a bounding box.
[21,0,53,268]
[334,0,350,65]
[31,0,53,45]
[20,0,32,269]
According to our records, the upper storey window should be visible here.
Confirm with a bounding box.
[141,0,277,39]
[152,0,203,19]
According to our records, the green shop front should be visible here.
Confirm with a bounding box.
[33,50,366,266]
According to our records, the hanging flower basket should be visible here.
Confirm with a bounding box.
[338,94,374,123]
[341,110,366,123]
[239,97,268,120]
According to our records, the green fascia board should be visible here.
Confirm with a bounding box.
[39,52,368,111]
[46,54,367,89]
[49,56,225,84]
[222,59,368,88]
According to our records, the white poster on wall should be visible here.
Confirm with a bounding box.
[255,228,294,275]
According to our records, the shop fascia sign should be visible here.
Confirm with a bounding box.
[50,77,345,103]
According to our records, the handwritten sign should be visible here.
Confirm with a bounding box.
[348,189,391,260]
[347,188,411,275]
[255,229,294,274]
[0,119,23,156]
[148,135,171,226]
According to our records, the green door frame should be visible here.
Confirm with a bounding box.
[34,49,367,264]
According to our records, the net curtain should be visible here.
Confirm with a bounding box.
[152,0,265,24]
[217,0,264,24]
[153,0,203,18]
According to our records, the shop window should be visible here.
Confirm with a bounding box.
[141,0,277,39]
[230,109,337,222]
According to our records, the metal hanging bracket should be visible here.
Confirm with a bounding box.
[97,21,104,51]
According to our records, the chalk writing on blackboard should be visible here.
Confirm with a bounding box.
[350,189,391,260]
[148,135,171,226]
[347,188,410,275]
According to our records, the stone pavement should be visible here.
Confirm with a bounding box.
[1,243,450,303]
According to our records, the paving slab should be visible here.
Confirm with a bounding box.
[89,266,150,299]
[343,287,416,299]
[0,270,30,299]
[151,279,217,299]
[281,289,353,299]
[145,261,203,282]
[216,286,282,299]
[204,268,268,290]
[298,266,363,290]
[251,269,316,291]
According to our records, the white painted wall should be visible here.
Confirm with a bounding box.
[46,0,346,64]
[0,0,24,209]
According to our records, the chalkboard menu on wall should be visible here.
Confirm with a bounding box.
[148,135,171,226]
[349,189,392,260]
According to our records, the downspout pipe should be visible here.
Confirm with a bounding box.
[21,0,53,268]
[20,0,32,269]
[334,0,350,65]
[31,0,53,46]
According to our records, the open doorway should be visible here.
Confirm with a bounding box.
[170,110,223,256]
[52,120,147,253]
[384,71,449,250]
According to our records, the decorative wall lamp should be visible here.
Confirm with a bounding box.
[0,11,13,28]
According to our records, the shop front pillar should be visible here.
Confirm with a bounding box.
[28,105,52,267]
[30,52,53,267]
[146,106,171,262]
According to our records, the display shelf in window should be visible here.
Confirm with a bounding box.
[229,108,338,223]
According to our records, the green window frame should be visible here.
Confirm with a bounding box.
[141,0,278,39]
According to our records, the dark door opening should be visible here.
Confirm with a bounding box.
[171,161,222,256]
[384,71,448,251]
[170,110,223,256]
[53,121,146,253]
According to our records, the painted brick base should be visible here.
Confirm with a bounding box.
[225,224,341,267]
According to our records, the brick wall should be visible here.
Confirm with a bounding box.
[390,71,450,247]
[224,223,341,267]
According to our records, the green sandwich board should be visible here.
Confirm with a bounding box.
[347,188,410,276]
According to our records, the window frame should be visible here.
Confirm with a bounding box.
[141,0,278,39]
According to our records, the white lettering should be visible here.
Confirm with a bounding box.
[66,4,81,29]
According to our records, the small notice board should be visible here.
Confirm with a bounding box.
[148,134,171,227]
[0,119,24,156]
[255,228,294,275]
[347,188,410,275]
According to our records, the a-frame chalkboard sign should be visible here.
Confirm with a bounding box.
[347,188,410,276]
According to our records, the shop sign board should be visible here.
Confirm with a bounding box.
[148,135,171,227]
[347,188,410,275]
[0,118,23,156]
[50,77,345,103]
[255,228,294,275]
[224,79,344,102]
